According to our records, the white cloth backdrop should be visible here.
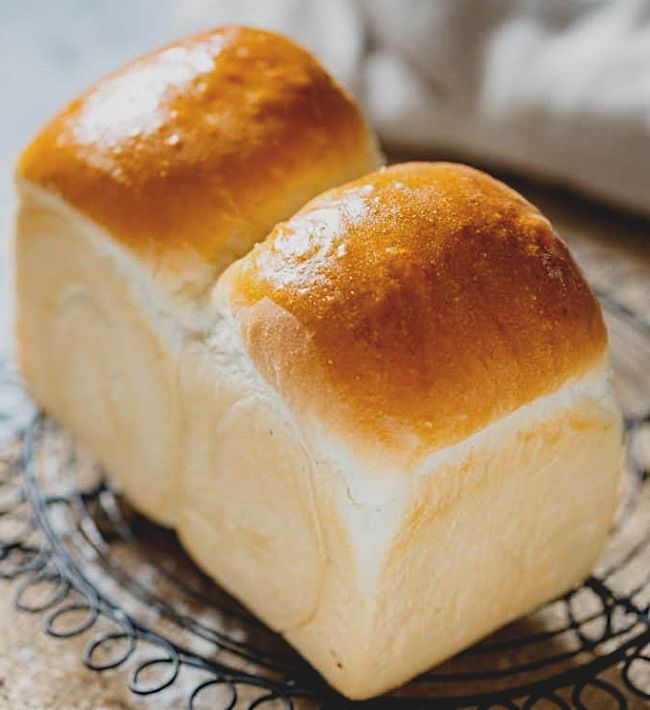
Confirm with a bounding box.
[178,0,650,215]
[2,0,650,352]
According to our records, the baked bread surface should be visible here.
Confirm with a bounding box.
[17,25,378,294]
[227,162,607,460]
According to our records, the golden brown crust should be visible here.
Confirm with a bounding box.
[17,26,377,287]
[227,162,607,458]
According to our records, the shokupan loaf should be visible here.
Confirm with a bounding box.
[13,26,381,525]
[14,28,621,700]
[181,163,622,698]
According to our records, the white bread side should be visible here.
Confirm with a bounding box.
[14,184,202,524]
[286,364,622,698]
[178,320,326,630]
[178,291,622,699]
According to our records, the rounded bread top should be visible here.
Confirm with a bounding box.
[17,26,378,289]
[226,162,607,459]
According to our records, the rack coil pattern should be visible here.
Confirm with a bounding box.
[1,290,649,709]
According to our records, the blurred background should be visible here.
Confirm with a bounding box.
[1,0,650,355]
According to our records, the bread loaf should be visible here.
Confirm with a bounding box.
[14,28,622,699]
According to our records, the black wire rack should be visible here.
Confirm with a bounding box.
[0,288,649,709]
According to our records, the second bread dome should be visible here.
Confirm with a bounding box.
[182,162,621,697]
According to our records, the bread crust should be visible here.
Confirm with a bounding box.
[227,162,607,458]
[16,26,378,293]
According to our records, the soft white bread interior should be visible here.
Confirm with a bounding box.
[186,162,622,698]
[14,26,380,525]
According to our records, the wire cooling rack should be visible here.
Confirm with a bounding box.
[0,289,649,709]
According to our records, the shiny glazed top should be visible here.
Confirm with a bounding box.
[17,26,377,291]
[227,163,607,458]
